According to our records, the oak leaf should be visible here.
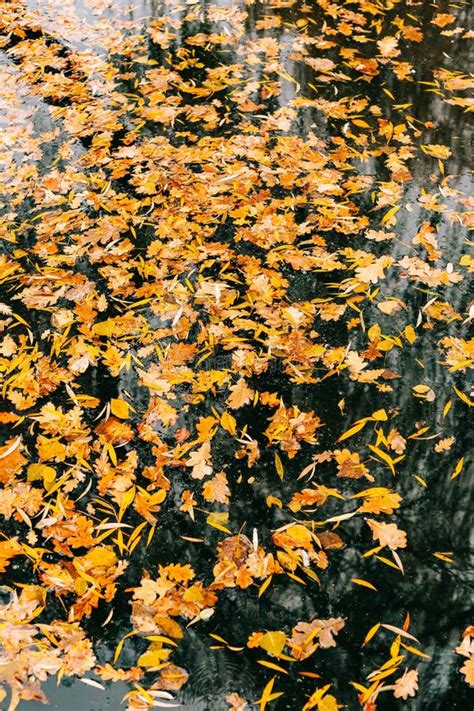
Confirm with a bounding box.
[366,518,407,550]
[225,692,248,711]
[434,436,455,453]
[460,657,474,686]
[186,442,213,479]
[202,471,230,504]
[393,669,419,699]
[227,378,254,409]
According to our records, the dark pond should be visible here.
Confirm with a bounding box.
[0,0,472,710]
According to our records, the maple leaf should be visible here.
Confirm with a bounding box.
[196,415,218,442]
[273,523,313,549]
[0,335,17,356]
[288,485,337,512]
[345,351,368,376]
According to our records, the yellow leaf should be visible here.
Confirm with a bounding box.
[73,577,88,596]
[352,119,370,128]
[220,411,237,435]
[443,400,452,417]
[285,524,313,544]
[259,575,273,598]
[209,633,227,644]
[114,631,138,663]
[433,551,453,563]
[400,643,431,659]
[450,457,464,480]
[27,463,55,484]
[106,442,117,466]
[375,555,401,570]
[350,682,368,694]
[259,630,287,657]
[206,512,232,534]
[318,695,338,711]
[302,685,333,711]
[382,205,400,225]
[368,444,398,475]
[145,635,177,647]
[352,578,378,591]
[371,409,388,421]
[137,643,171,667]
[404,325,416,344]
[337,419,367,442]
[275,453,284,480]
[92,319,115,337]
[362,622,381,647]
[414,475,427,489]
[258,677,284,711]
[408,426,430,439]
[453,386,473,407]
[118,486,136,521]
[257,660,288,674]
[110,398,130,419]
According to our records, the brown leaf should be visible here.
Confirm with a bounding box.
[460,657,474,686]
[202,471,230,504]
[227,378,254,409]
[393,669,419,699]
[434,436,455,453]
[366,519,407,550]
[225,692,248,711]
[186,442,213,479]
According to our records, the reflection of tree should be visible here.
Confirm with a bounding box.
[4,2,472,710]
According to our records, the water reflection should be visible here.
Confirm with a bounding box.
[2,0,472,708]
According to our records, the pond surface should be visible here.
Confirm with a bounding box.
[0,1,473,710]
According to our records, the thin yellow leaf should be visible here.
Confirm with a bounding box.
[257,660,288,675]
[352,578,378,591]
[450,457,464,480]
[362,623,381,647]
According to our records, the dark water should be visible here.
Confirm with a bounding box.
[0,0,472,709]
